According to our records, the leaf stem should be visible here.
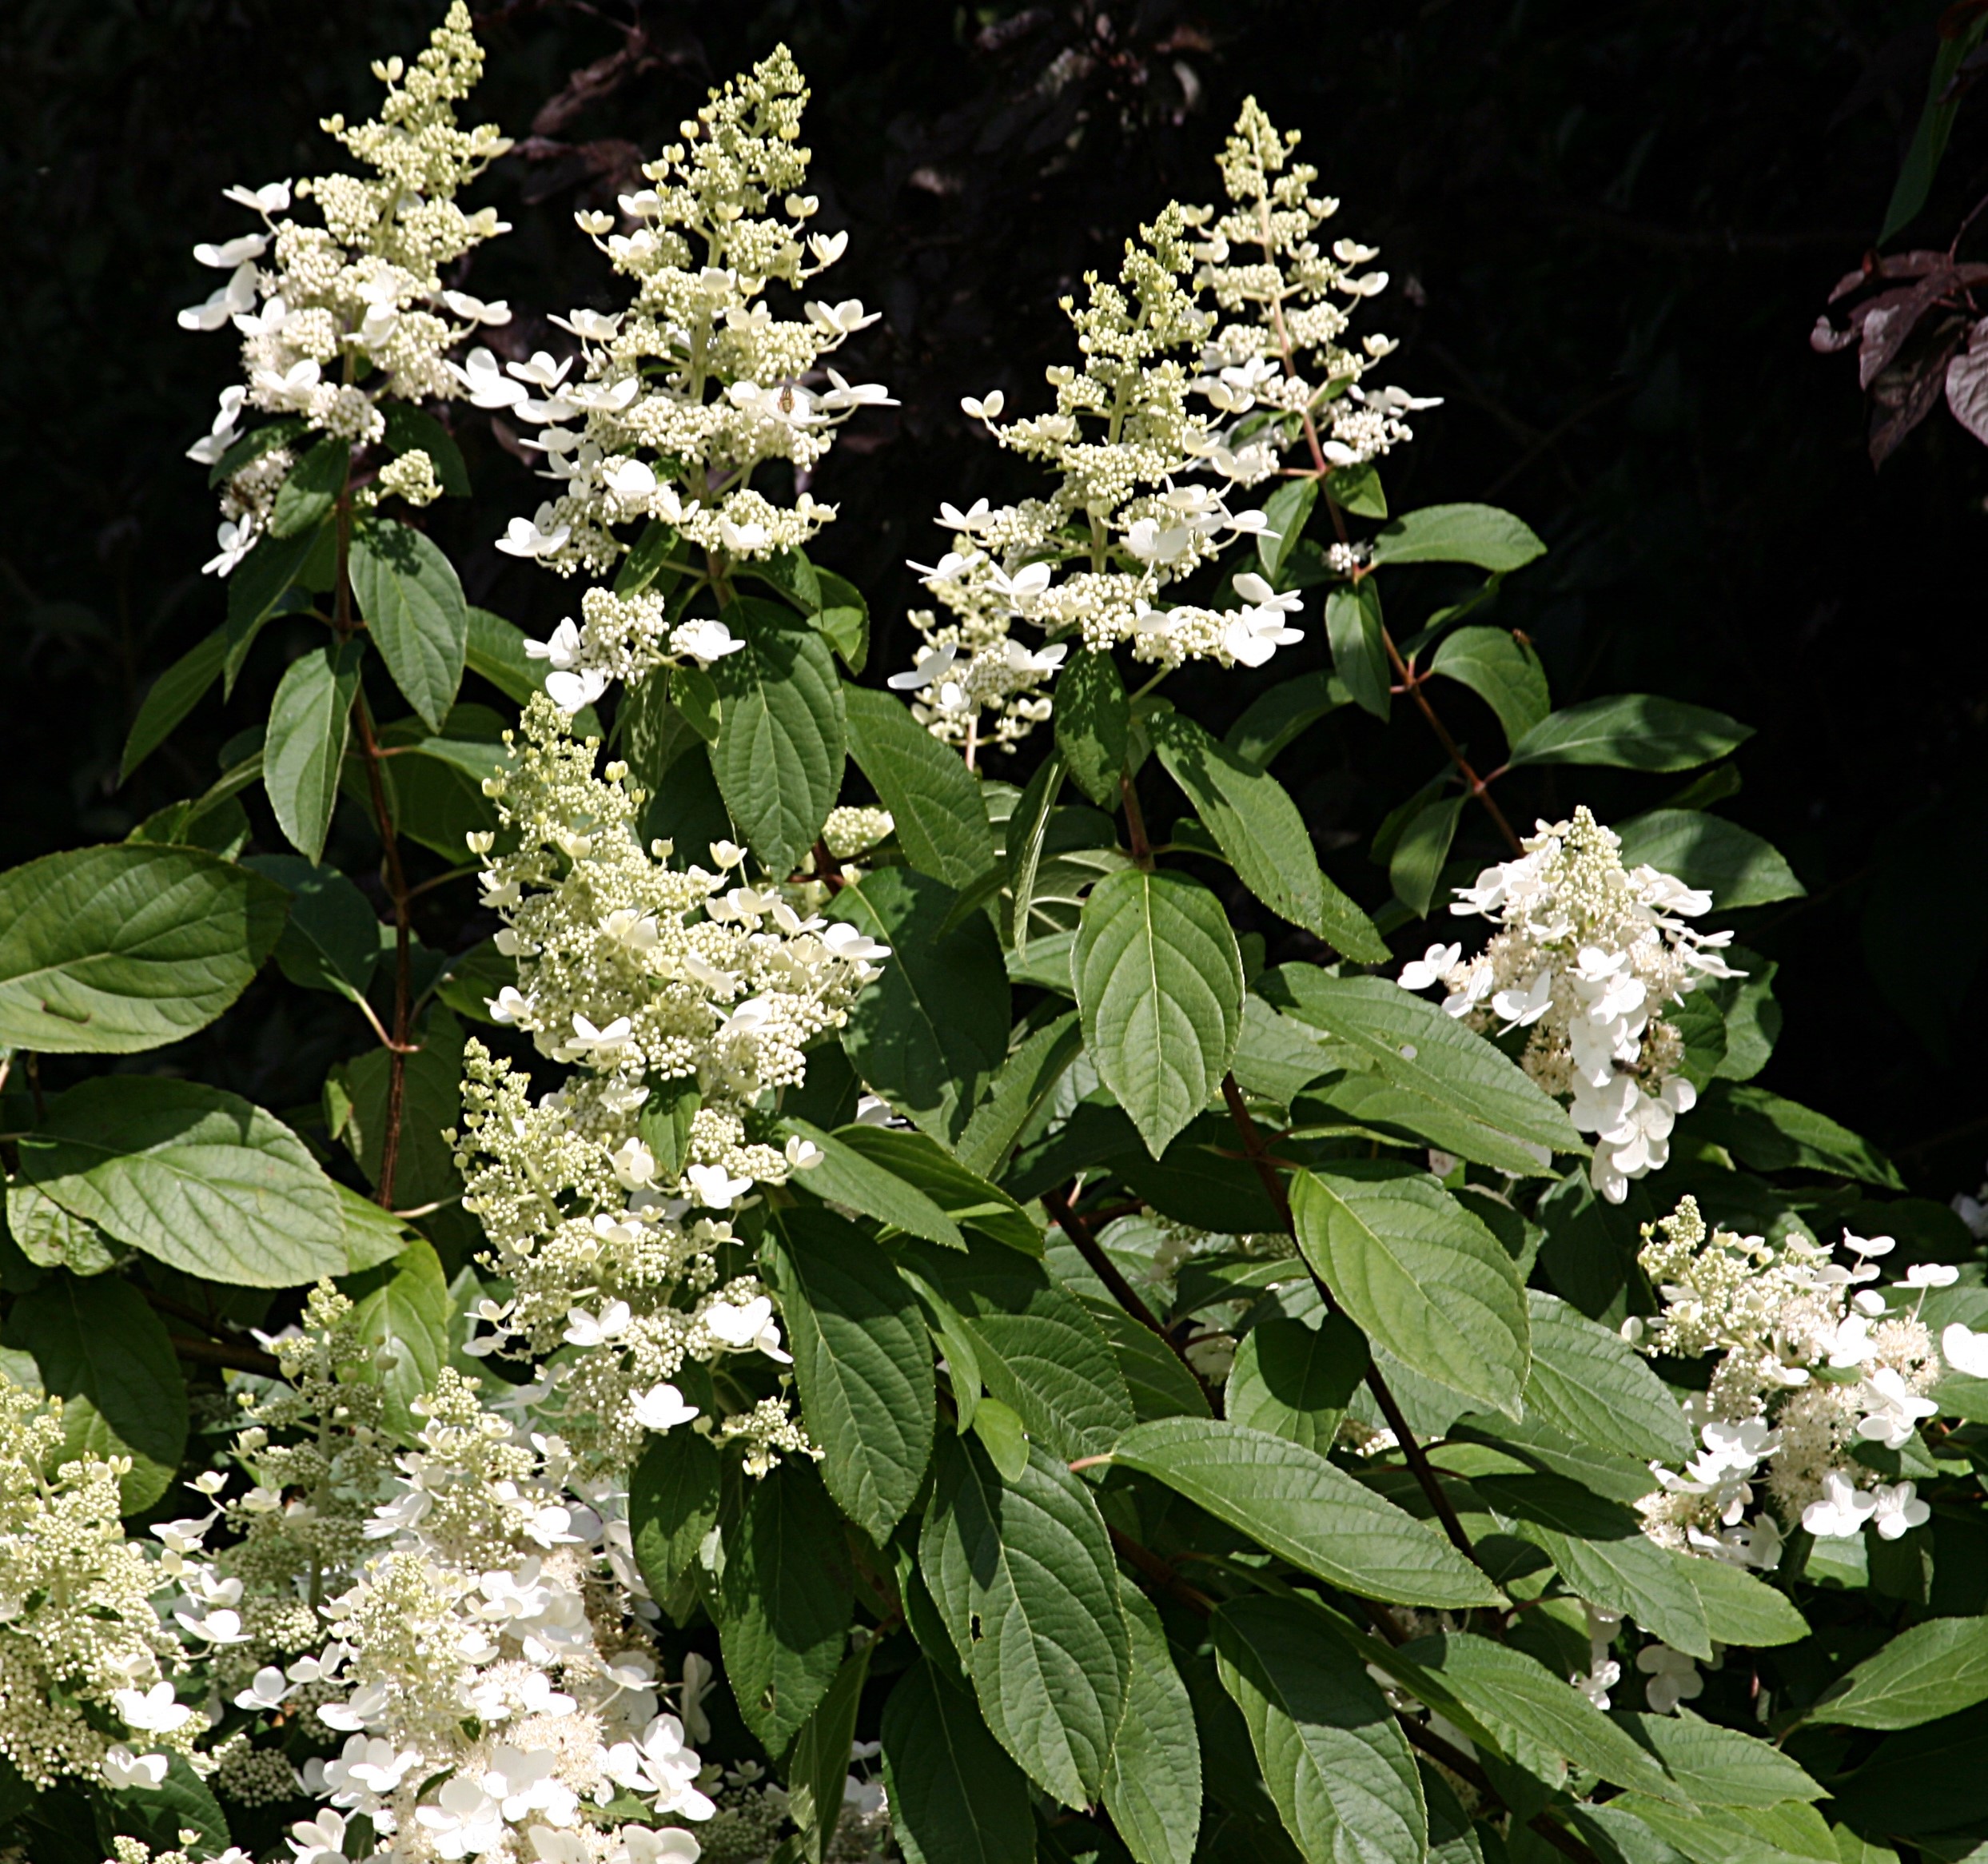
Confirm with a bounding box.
[1120,773,1153,870]
[1376,625,1525,856]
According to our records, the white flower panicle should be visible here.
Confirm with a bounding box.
[1396,806,1739,1201]
[491,47,894,710]
[1634,1198,1942,1564]
[894,98,1432,751]
[181,4,512,573]
[453,696,886,1470]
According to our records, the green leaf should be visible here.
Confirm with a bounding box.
[770,1206,936,1541]
[381,403,469,496]
[1615,811,1804,909]
[1112,1417,1504,1608]
[955,1010,1085,1180]
[614,520,680,598]
[1604,1794,1836,1864]
[1326,582,1391,719]
[1691,1083,1902,1189]
[18,1077,349,1287]
[1615,1712,1823,1809]
[1269,971,1580,1166]
[1214,1595,1428,1864]
[120,628,225,783]
[1074,868,1244,1158]
[1105,1581,1203,1864]
[1524,1291,1691,1464]
[919,1434,1130,1806]
[1055,649,1132,808]
[832,867,1010,1149]
[2,1272,187,1512]
[207,415,305,488]
[674,665,723,744]
[1429,627,1550,752]
[1508,695,1752,771]
[106,1752,232,1860]
[226,523,323,647]
[245,854,379,1000]
[1006,752,1067,959]
[844,686,997,888]
[901,1236,1133,1462]
[882,1659,1038,1864]
[1814,1618,1988,1730]
[334,1182,425,1274]
[1257,478,1321,584]
[1475,1472,1711,1658]
[1293,1164,1531,1416]
[638,1077,701,1184]
[1390,795,1465,919]
[1369,504,1547,572]
[265,639,363,862]
[1225,670,1353,767]
[788,1642,874,1864]
[368,729,506,861]
[629,1425,722,1599]
[269,436,349,537]
[711,598,846,877]
[747,544,823,614]
[344,1237,449,1440]
[814,568,870,671]
[0,844,288,1053]
[779,1118,964,1249]
[1083,1300,1209,1422]
[1153,710,1386,958]
[349,517,469,733]
[6,1183,116,1275]
[337,1010,466,1209]
[1683,1557,1809,1649]
[719,1460,855,1749]
[1225,1312,1368,1456]
[1879,12,1988,241]
[1331,460,1388,517]
[465,607,600,730]
[970,1395,1032,1480]
[1395,1631,1682,1800]
[830,1125,1038,1255]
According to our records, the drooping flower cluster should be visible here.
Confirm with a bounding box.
[894,98,1433,751]
[480,48,892,711]
[0,1380,189,1790]
[181,3,512,572]
[1396,807,1739,1201]
[453,696,888,1470]
[1631,1197,1954,1564]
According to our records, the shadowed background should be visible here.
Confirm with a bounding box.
[3,1,1983,1190]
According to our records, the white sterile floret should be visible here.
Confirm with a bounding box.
[1635,1197,1946,1570]
[1397,805,1736,1203]
[179,5,513,564]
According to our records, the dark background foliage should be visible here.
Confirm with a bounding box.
[4,0,1984,1189]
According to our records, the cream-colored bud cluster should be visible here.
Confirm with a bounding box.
[0,1381,184,1790]
[452,696,886,1468]
[490,42,896,736]
[1634,1198,1942,1567]
[181,3,512,572]
[901,98,1430,749]
[1397,807,1740,1203]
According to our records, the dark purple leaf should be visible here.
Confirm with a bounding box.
[1870,319,1967,465]
[1859,270,1962,387]
[1946,325,1988,444]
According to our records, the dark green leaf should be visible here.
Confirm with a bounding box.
[770,1206,936,1541]
[1614,1712,1823,1808]
[1615,811,1804,909]
[1215,1595,1428,1864]
[1257,478,1321,584]
[245,854,379,1000]
[814,568,870,671]
[120,629,225,783]
[1369,504,1547,572]
[1225,671,1354,767]
[788,1641,873,1864]
[1326,581,1391,719]
[882,1659,1037,1864]
[1331,460,1388,517]
[2,1272,187,1512]
[0,844,287,1053]
[719,1460,855,1749]
[1879,13,1988,241]
[832,867,1010,1149]
[1524,1290,1691,1464]
[1390,794,1465,918]
[344,1236,449,1440]
[1105,1582,1203,1864]
[19,1077,349,1286]
[1006,752,1067,959]
[337,1010,465,1208]
[1683,1557,1809,1649]
[349,517,469,734]
[1691,1083,1902,1189]
[711,598,846,876]
[1429,627,1550,752]
[829,1125,1038,1254]
[265,639,363,862]
[1112,1417,1503,1608]
[1055,650,1132,808]
[1293,1164,1531,1415]
[226,524,323,651]
[919,1434,1130,1806]
[615,520,680,597]
[381,403,470,496]
[1508,696,1752,771]
[638,1077,701,1185]
[954,1010,1085,1180]
[269,436,349,537]
[1074,869,1244,1158]
[779,1118,964,1249]
[630,1425,722,1599]
[1082,1300,1209,1422]
[1814,1618,1988,1730]
[844,685,998,888]
[970,1395,1032,1480]
[674,664,723,743]
[1225,1312,1368,1456]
